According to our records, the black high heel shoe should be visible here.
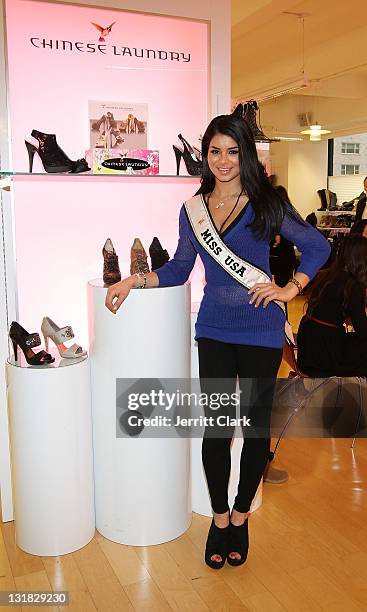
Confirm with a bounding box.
[25,130,90,174]
[149,237,169,270]
[232,102,278,143]
[9,321,55,366]
[227,519,249,566]
[205,519,229,570]
[172,134,202,176]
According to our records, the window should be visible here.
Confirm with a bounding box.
[341,164,360,175]
[341,142,360,154]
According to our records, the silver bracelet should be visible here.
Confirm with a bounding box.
[135,272,144,288]
[135,272,147,289]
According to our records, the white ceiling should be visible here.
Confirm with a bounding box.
[231,0,367,137]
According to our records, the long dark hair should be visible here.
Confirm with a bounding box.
[196,114,304,240]
[307,234,367,316]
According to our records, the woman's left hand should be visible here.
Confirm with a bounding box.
[248,281,298,308]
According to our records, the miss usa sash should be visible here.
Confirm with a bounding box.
[185,194,294,346]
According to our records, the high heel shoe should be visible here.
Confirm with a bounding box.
[232,102,278,143]
[9,321,54,366]
[227,519,249,566]
[103,238,121,286]
[149,237,169,270]
[173,134,202,176]
[205,519,229,570]
[130,238,150,275]
[25,130,90,173]
[41,317,87,359]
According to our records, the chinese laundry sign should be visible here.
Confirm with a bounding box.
[29,37,192,63]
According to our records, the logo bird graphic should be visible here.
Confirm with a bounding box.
[91,21,116,42]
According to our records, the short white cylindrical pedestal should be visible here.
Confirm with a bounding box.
[190,309,263,516]
[88,281,191,546]
[6,355,95,556]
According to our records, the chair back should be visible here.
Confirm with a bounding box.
[282,336,308,378]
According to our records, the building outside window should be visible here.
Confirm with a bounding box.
[332,132,367,175]
[341,164,360,175]
[341,142,360,154]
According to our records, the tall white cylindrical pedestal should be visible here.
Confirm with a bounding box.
[6,355,95,556]
[88,281,191,546]
[190,309,263,516]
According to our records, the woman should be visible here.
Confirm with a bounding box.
[105,114,330,568]
[297,234,367,377]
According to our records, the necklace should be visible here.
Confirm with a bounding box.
[208,188,245,233]
[212,190,242,209]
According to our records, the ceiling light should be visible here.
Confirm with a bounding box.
[300,124,331,141]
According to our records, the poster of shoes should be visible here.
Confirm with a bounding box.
[89,100,148,149]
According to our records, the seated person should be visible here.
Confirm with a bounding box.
[297,234,367,377]
[350,219,367,237]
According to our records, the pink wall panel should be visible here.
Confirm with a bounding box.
[5,0,208,173]
[13,177,204,346]
[5,0,208,344]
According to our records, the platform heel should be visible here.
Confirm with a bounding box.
[172,145,182,175]
[25,140,37,173]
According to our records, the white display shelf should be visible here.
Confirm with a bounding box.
[88,280,191,546]
[0,171,200,179]
[317,209,355,215]
[317,227,351,232]
[6,355,95,556]
[8,347,87,369]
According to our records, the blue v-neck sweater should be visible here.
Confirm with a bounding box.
[156,198,330,348]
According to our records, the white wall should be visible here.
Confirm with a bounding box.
[287,140,328,218]
[271,140,328,218]
[270,141,289,188]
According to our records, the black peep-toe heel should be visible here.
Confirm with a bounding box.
[205,520,229,570]
[227,519,249,566]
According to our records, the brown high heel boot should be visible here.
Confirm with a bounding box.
[130,238,150,275]
[103,238,121,286]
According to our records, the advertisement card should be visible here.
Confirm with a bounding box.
[89,100,148,150]
[92,148,159,175]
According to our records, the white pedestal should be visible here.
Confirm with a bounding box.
[88,280,191,545]
[190,310,263,516]
[6,354,95,556]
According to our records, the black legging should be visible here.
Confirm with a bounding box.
[198,338,283,514]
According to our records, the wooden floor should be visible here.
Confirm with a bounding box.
[1,298,367,611]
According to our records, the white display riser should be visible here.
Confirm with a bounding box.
[88,281,191,546]
[6,356,95,556]
[190,311,262,516]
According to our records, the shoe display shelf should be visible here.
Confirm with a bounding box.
[0,171,200,179]
[316,209,355,236]
[6,350,95,556]
[190,305,263,516]
[88,281,191,546]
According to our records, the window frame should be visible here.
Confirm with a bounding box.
[341,164,360,175]
[341,142,360,154]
